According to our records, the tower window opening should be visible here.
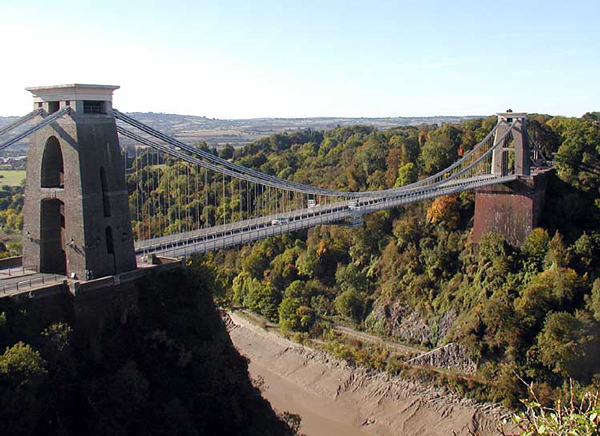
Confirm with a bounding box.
[41,136,64,188]
[106,227,114,254]
[39,199,66,275]
[48,101,60,114]
[100,167,111,217]
[83,101,105,114]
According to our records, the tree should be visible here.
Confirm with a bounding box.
[284,280,309,300]
[278,297,301,331]
[335,263,368,293]
[585,279,600,321]
[278,297,314,332]
[477,232,512,274]
[219,144,235,160]
[509,394,600,436]
[0,342,48,388]
[552,118,600,195]
[389,134,419,164]
[384,148,401,187]
[295,247,320,278]
[318,137,337,158]
[521,228,550,270]
[268,247,301,290]
[536,311,600,380]
[40,323,73,371]
[108,361,150,417]
[232,271,253,306]
[515,268,581,328]
[242,249,270,279]
[544,232,570,269]
[420,125,461,175]
[572,233,600,272]
[334,289,363,321]
[426,195,460,229]
[394,162,419,187]
[355,135,387,176]
[244,281,281,321]
[526,116,561,158]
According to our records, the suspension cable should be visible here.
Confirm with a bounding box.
[0,108,43,136]
[114,109,506,199]
[0,107,71,151]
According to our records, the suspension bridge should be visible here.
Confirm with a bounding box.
[0,84,547,286]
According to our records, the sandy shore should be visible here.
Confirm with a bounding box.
[250,358,372,436]
[227,311,509,436]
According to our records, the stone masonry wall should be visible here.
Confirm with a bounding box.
[472,172,549,246]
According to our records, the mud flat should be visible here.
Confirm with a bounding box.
[227,311,511,436]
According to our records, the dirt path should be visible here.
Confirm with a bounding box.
[332,324,423,356]
[227,311,510,436]
[237,309,422,356]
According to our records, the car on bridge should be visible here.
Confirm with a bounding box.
[271,218,289,225]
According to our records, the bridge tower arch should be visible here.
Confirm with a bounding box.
[22,84,136,280]
[491,111,530,177]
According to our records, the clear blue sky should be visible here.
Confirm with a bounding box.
[1,0,598,118]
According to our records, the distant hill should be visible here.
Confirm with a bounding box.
[121,112,484,147]
[0,112,483,151]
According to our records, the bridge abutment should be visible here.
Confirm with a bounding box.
[472,171,549,246]
[473,111,548,246]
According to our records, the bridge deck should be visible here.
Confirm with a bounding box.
[136,174,517,259]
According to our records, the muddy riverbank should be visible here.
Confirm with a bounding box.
[227,311,511,436]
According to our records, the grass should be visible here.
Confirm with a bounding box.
[0,170,26,187]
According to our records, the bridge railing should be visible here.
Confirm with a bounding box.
[1,274,63,295]
[0,265,38,277]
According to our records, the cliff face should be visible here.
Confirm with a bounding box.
[0,268,294,436]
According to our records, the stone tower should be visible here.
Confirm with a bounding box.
[491,111,530,177]
[473,111,548,246]
[22,84,136,280]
